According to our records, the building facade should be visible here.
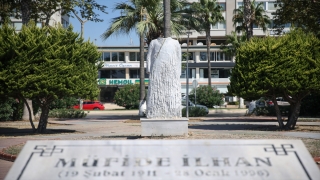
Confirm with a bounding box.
[97,0,288,103]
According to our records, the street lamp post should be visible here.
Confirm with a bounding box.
[186,29,191,118]
[73,12,90,38]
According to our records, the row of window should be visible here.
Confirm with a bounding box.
[101,51,232,62]
[100,69,230,79]
[237,1,279,11]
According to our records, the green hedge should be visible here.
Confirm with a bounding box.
[182,107,207,117]
[48,109,87,118]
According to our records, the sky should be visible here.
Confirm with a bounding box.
[69,0,140,46]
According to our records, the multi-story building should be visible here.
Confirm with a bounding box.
[8,11,69,31]
[97,0,289,103]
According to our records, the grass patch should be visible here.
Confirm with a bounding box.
[3,143,25,156]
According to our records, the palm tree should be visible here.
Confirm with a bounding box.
[220,31,247,58]
[101,0,188,116]
[233,0,271,40]
[189,0,224,86]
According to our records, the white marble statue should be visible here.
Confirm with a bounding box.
[146,37,182,119]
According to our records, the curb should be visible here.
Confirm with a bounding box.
[0,149,17,162]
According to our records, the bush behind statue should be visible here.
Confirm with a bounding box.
[114,84,140,109]
[189,85,223,108]
[182,107,207,117]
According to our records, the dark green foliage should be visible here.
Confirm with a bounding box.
[228,101,239,105]
[182,107,207,117]
[0,97,16,121]
[300,93,320,116]
[189,85,223,108]
[0,23,101,133]
[114,84,140,109]
[49,97,78,110]
[48,109,87,118]
[229,29,320,129]
[273,0,320,38]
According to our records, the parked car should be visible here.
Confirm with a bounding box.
[182,99,209,114]
[266,97,290,106]
[73,101,105,110]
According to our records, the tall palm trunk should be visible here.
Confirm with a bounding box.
[206,28,212,86]
[163,0,171,37]
[139,34,145,116]
[243,0,252,40]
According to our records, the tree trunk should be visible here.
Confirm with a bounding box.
[138,34,145,116]
[243,0,252,40]
[206,28,212,86]
[285,101,301,130]
[20,0,31,25]
[21,97,36,132]
[272,96,284,129]
[37,105,50,133]
[163,0,171,38]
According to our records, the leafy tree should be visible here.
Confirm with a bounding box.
[0,0,107,25]
[101,0,188,115]
[114,84,140,109]
[220,31,247,57]
[0,23,101,133]
[229,29,320,129]
[188,85,223,108]
[273,0,320,38]
[189,0,224,86]
[233,0,270,40]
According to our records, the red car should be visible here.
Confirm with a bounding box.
[73,101,105,110]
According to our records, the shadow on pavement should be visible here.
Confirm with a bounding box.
[0,127,79,136]
[188,124,279,131]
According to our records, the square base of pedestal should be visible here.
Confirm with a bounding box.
[140,118,189,136]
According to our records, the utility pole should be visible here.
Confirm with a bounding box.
[163,0,171,37]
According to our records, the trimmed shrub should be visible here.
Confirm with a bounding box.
[114,84,140,109]
[189,85,223,107]
[182,107,207,117]
[48,109,87,118]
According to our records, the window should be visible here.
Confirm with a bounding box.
[103,52,110,61]
[13,22,22,30]
[129,52,146,61]
[182,52,194,61]
[200,52,207,61]
[129,69,149,78]
[181,68,196,78]
[100,69,125,78]
[200,69,219,78]
[255,1,266,10]
[218,3,226,11]
[219,69,231,78]
[212,13,225,30]
[212,22,226,30]
[103,52,124,62]
[267,1,278,11]
[209,51,232,61]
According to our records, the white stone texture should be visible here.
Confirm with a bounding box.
[146,37,182,119]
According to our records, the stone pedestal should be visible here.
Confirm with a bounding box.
[141,118,188,136]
